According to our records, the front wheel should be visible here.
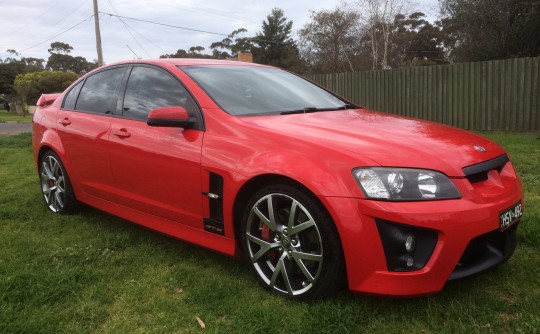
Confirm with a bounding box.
[39,150,78,214]
[241,183,346,299]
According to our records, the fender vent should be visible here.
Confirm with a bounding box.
[204,173,224,235]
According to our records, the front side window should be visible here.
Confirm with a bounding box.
[122,66,194,121]
[75,67,125,114]
[181,65,346,116]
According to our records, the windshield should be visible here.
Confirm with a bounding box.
[181,65,347,116]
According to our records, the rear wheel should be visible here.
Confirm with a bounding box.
[39,151,78,214]
[241,183,346,299]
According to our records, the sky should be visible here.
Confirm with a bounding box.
[1,0,439,65]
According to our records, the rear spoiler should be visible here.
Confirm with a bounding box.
[36,93,61,107]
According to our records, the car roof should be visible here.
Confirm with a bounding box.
[106,58,268,67]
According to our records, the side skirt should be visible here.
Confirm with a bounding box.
[77,191,236,256]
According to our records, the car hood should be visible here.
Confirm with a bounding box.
[239,109,506,177]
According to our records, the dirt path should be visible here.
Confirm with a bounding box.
[0,123,32,135]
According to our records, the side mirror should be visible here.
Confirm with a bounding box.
[147,106,195,128]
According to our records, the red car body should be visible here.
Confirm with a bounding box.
[32,59,523,298]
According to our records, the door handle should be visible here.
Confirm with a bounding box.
[58,118,71,126]
[112,129,131,138]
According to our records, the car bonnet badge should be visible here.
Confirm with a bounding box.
[474,145,486,152]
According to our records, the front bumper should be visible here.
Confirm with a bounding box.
[321,174,523,296]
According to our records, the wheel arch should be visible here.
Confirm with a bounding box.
[36,128,66,163]
[37,143,68,174]
[37,144,55,164]
[36,138,78,200]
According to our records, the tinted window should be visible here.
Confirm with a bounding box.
[123,66,193,121]
[63,80,83,110]
[76,67,125,114]
[182,66,345,116]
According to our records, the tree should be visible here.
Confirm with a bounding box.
[189,46,206,55]
[46,42,97,74]
[160,49,190,58]
[210,29,253,58]
[252,8,303,71]
[439,0,540,62]
[14,71,77,109]
[347,0,412,69]
[159,46,214,59]
[299,9,361,74]
[48,42,73,55]
[386,12,447,67]
[0,50,45,96]
[20,57,46,70]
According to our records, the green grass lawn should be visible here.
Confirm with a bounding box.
[1,132,539,333]
[0,109,34,123]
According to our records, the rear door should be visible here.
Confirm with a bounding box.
[108,65,204,227]
[57,66,127,201]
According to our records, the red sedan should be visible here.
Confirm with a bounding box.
[32,59,524,299]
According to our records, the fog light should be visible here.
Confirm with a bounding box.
[405,255,414,267]
[405,234,416,252]
[375,219,438,272]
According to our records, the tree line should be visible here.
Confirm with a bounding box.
[0,42,97,105]
[160,0,540,74]
[1,0,539,106]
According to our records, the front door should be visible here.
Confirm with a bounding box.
[108,65,204,227]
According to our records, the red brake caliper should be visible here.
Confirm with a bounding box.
[261,224,277,261]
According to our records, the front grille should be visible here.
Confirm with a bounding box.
[462,154,509,184]
[449,223,518,281]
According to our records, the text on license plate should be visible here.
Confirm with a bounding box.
[499,202,523,231]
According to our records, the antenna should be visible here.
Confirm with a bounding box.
[126,44,141,59]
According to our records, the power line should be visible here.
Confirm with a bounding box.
[156,1,259,26]
[14,0,92,47]
[19,15,94,53]
[105,0,152,58]
[99,12,230,37]
[5,0,63,35]
[121,20,167,53]
[126,44,141,59]
[99,12,290,45]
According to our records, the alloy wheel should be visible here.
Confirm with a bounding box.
[245,193,324,296]
[40,155,66,212]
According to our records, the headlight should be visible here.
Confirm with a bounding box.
[352,167,461,201]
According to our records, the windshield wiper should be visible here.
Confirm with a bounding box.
[279,104,359,115]
[280,107,338,115]
[337,103,359,110]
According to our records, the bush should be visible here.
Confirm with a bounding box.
[14,70,78,106]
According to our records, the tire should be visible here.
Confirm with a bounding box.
[38,150,78,214]
[241,182,346,300]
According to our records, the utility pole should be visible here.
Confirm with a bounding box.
[93,0,104,66]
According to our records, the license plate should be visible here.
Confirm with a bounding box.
[499,202,523,231]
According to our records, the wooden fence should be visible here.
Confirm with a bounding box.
[308,57,540,132]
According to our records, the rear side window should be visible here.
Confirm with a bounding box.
[75,67,125,114]
[122,66,194,121]
[62,80,83,110]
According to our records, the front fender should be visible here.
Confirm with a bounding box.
[201,128,375,199]
[233,148,367,198]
